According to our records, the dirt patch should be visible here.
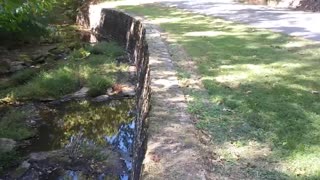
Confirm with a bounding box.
[296,0,320,11]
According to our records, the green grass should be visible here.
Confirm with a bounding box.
[86,41,124,57]
[0,41,125,102]
[0,107,35,173]
[0,151,22,175]
[10,69,38,85]
[0,108,36,140]
[87,75,113,97]
[120,5,320,179]
[0,69,38,90]
[0,107,35,174]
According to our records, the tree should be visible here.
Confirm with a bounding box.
[0,0,55,32]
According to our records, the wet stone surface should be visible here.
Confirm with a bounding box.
[0,44,68,75]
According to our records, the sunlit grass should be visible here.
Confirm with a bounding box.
[121,5,320,179]
[0,108,36,140]
[86,41,124,57]
[0,41,126,101]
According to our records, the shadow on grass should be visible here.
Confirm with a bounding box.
[160,0,320,41]
[120,4,320,179]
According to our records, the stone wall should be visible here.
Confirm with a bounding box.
[84,9,151,179]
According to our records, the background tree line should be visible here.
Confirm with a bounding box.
[0,0,110,43]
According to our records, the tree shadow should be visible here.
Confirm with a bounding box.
[159,0,320,41]
[120,3,320,178]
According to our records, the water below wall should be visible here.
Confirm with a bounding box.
[3,99,136,180]
[28,100,134,152]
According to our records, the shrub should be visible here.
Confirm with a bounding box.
[13,66,80,99]
[0,109,35,140]
[0,0,85,42]
[0,1,54,32]
[0,151,22,175]
[86,41,124,57]
[10,68,38,85]
[87,75,113,97]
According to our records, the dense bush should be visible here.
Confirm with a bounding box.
[0,0,120,43]
[0,0,55,31]
[0,0,86,42]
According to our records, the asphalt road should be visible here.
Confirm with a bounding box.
[158,0,320,41]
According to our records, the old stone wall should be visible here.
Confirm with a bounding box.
[82,9,151,179]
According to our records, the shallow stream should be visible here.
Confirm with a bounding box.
[8,99,136,180]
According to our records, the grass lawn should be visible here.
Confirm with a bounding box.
[120,4,320,179]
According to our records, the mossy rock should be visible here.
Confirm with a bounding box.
[0,60,10,74]
[49,44,70,55]
[66,41,82,50]
[18,54,33,64]
[0,106,38,141]
[0,138,17,153]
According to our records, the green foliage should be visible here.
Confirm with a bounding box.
[60,0,86,19]
[86,41,124,57]
[70,48,91,60]
[0,41,125,101]
[0,151,22,175]
[0,63,80,101]
[0,0,55,32]
[19,66,80,99]
[87,75,113,97]
[44,25,83,44]
[0,0,85,42]
[10,68,38,85]
[0,108,35,140]
[0,68,38,90]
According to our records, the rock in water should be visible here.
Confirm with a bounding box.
[72,87,89,98]
[0,59,11,74]
[9,61,26,72]
[92,95,110,102]
[0,138,17,153]
[122,85,135,96]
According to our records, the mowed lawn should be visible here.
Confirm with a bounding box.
[120,4,320,179]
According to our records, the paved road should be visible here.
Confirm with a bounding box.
[157,0,320,41]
